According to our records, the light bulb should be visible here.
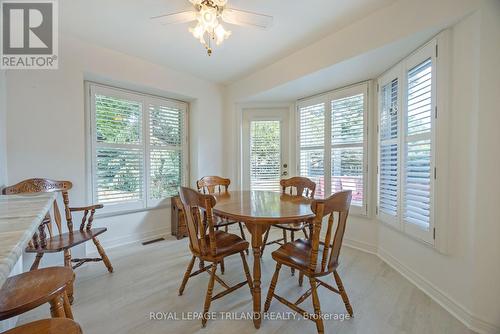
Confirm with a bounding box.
[199,5,218,29]
[189,23,204,40]
[214,24,231,45]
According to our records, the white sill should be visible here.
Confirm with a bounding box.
[378,219,436,250]
[94,203,171,219]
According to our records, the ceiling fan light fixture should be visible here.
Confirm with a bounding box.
[153,0,272,56]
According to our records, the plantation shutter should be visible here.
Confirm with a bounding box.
[404,57,433,231]
[249,120,281,192]
[298,102,325,197]
[331,93,365,207]
[94,93,144,204]
[379,78,399,220]
[148,100,186,200]
[90,83,188,212]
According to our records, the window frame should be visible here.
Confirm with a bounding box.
[377,37,443,246]
[296,82,369,216]
[86,82,189,215]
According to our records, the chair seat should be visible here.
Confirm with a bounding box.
[274,221,309,231]
[199,230,249,259]
[3,319,82,334]
[271,239,338,276]
[0,267,73,320]
[26,227,107,253]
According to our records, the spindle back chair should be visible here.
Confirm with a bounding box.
[264,190,353,334]
[261,177,316,266]
[2,178,113,303]
[177,187,253,327]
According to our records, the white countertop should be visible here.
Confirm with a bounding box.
[0,193,56,287]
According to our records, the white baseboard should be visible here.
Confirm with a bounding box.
[343,238,378,255]
[378,247,499,334]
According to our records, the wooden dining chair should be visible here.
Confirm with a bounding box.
[177,187,253,328]
[261,177,316,274]
[2,178,114,303]
[264,190,353,334]
[3,318,82,334]
[0,267,75,322]
[197,176,248,253]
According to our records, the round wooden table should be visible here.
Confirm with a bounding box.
[212,191,314,329]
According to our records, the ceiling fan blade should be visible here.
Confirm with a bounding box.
[151,11,197,25]
[221,9,273,29]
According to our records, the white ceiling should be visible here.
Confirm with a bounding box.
[60,0,397,84]
[244,29,440,102]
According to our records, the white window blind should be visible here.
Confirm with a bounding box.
[94,94,144,204]
[377,38,437,244]
[297,82,368,214]
[298,103,325,197]
[379,78,399,221]
[250,120,281,192]
[148,101,184,200]
[331,94,365,207]
[404,58,433,232]
[89,83,188,213]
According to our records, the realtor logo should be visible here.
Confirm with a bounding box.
[1,0,58,69]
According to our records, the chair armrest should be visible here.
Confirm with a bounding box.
[69,204,104,212]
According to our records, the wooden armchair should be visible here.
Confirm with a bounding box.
[2,178,113,303]
[261,177,316,271]
[177,187,253,328]
[264,190,353,334]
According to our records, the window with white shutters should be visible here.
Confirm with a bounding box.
[298,102,325,197]
[331,93,365,207]
[297,83,368,214]
[377,38,437,244]
[89,83,188,213]
[250,120,281,192]
[378,77,399,223]
[404,58,433,232]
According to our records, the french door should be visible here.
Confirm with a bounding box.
[242,108,290,191]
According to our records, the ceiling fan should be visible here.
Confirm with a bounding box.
[151,0,273,56]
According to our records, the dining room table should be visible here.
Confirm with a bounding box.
[212,190,315,329]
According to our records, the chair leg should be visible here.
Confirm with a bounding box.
[240,252,254,293]
[49,294,66,318]
[62,292,74,320]
[30,253,44,271]
[261,227,271,256]
[299,271,304,287]
[92,237,114,273]
[220,259,225,274]
[333,270,353,317]
[179,256,196,296]
[309,277,325,334]
[238,223,249,255]
[264,263,282,312]
[302,227,309,240]
[290,231,295,276]
[202,263,217,328]
[63,249,75,304]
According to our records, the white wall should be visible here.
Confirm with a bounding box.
[5,35,225,267]
[0,70,7,187]
[222,0,500,333]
